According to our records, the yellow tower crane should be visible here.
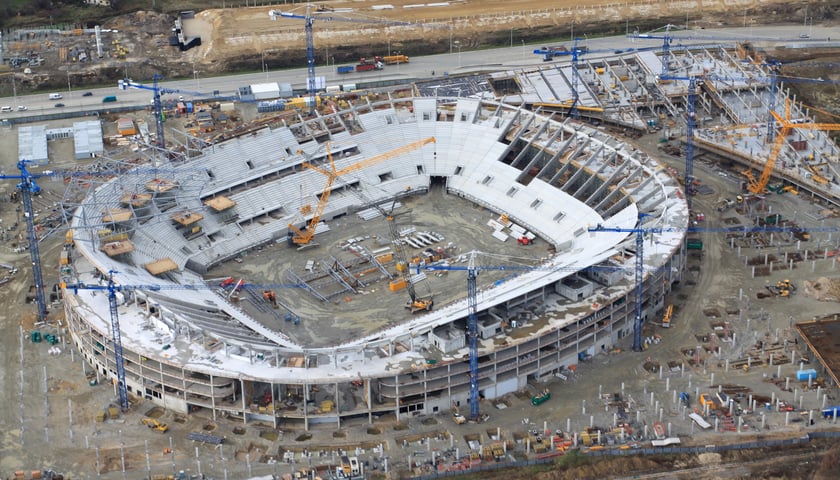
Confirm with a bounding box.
[288,137,436,246]
[746,98,840,195]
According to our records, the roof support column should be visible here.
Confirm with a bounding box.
[210,374,217,423]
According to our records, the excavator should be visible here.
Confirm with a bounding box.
[142,417,169,433]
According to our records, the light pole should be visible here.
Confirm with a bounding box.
[66,71,71,97]
[388,38,391,57]
[521,39,525,59]
[454,41,461,67]
[261,51,267,80]
[571,20,574,42]
[510,28,513,48]
[193,61,199,89]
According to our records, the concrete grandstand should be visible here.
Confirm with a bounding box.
[62,96,688,429]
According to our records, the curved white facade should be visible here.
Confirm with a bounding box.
[63,97,688,428]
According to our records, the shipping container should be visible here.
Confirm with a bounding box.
[686,239,703,250]
[337,65,354,74]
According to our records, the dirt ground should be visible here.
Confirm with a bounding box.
[3,0,829,94]
[3,2,840,479]
[3,104,840,479]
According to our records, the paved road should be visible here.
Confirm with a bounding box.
[0,25,834,117]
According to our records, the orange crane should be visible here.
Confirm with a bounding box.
[288,137,436,246]
[746,99,840,194]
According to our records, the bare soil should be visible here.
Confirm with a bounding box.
[4,0,834,94]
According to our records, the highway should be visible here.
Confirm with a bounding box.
[0,24,834,118]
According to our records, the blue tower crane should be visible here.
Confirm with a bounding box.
[588,218,653,352]
[589,216,840,352]
[658,74,699,209]
[118,75,214,150]
[0,161,212,323]
[532,38,615,119]
[762,62,840,143]
[420,211,840,415]
[417,252,634,421]
[63,272,305,411]
[658,70,769,209]
[270,6,413,114]
[0,160,48,321]
[631,24,679,77]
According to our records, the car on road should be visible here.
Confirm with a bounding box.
[17,106,27,111]
[799,33,810,39]
[0,106,11,113]
[54,103,65,108]
[82,91,93,97]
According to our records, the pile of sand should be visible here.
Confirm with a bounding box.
[802,277,840,302]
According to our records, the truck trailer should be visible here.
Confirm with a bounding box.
[382,54,409,64]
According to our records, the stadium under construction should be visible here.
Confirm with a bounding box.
[61,40,840,430]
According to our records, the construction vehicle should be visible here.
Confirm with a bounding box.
[142,417,169,433]
[699,393,720,412]
[452,402,467,424]
[269,7,412,113]
[767,279,796,297]
[531,388,551,406]
[337,455,361,478]
[288,137,435,247]
[661,304,673,328]
[382,54,409,64]
[356,57,384,72]
[716,198,736,212]
[262,290,279,308]
[373,151,437,312]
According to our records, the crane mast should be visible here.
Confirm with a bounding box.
[0,161,48,322]
[20,168,47,321]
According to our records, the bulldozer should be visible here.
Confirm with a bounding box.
[142,418,169,433]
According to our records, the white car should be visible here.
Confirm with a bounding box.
[17,106,27,111]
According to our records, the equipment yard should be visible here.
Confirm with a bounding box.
[2,2,840,480]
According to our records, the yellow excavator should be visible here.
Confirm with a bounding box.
[142,417,169,433]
